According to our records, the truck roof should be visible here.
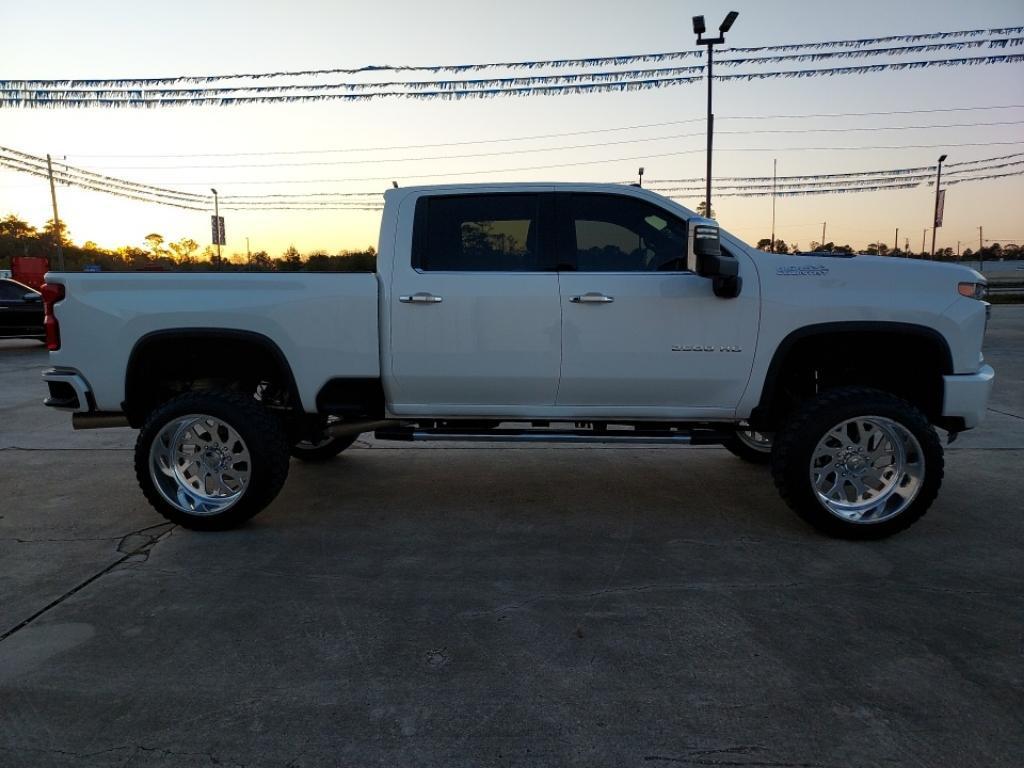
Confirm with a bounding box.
[384,182,697,216]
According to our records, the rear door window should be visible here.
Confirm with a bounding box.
[413,194,549,271]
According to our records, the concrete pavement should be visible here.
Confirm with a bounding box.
[1,308,1022,767]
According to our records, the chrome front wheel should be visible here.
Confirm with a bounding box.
[809,416,925,524]
[771,387,943,539]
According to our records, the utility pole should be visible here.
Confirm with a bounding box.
[770,158,777,253]
[957,241,961,261]
[45,154,65,271]
[246,237,251,262]
[979,225,984,273]
[821,222,826,249]
[693,11,738,219]
[930,154,947,258]
[894,227,899,256]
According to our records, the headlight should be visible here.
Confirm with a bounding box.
[958,282,988,300]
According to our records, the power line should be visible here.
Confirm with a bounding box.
[116,140,1024,186]
[85,120,1024,171]
[62,104,1024,159]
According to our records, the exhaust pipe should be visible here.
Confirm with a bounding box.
[72,412,130,430]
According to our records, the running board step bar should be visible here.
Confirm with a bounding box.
[373,427,731,446]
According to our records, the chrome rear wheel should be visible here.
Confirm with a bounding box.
[135,391,290,530]
[150,414,252,516]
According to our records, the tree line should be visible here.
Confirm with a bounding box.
[755,236,1020,261]
[0,213,377,272]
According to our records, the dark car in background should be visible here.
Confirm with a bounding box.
[0,278,45,341]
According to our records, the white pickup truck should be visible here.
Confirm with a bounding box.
[40,183,994,538]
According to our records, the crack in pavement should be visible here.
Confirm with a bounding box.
[0,522,175,643]
[988,406,1024,421]
[2,744,247,767]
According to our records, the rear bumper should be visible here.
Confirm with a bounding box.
[42,368,94,412]
[942,364,995,429]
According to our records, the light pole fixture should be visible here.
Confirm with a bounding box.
[930,153,947,258]
[638,167,645,187]
[693,10,738,219]
[211,187,221,263]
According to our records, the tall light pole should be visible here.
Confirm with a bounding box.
[770,158,777,253]
[930,154,947,258]
[638,167,644,187]
[211,188,221,263]
[894,227,899,257]
[693,10,738,219]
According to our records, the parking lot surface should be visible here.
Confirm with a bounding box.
[1,308,1022,767]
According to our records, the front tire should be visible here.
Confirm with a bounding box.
[771,387,943,539]
[135,390,290,530]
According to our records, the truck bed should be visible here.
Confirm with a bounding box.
[46,272,381,413]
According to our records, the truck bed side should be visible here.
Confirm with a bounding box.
[46,272,380,413]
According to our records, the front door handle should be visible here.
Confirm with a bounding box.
[399,292,443,304]
[570,292,614,304]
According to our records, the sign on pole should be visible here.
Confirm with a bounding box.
[210,215,226,245]
[934,190,945,228]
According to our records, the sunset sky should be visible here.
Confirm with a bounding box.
[2,0,1023,258]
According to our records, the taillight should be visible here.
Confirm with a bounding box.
[40,283,65,351]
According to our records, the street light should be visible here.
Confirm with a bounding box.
[693,11,739,219]
[210,188,221,263]
[638,167,645,187]
[930,154,947,258]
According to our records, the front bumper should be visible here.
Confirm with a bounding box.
[942,364,995,429]
[42,368,94,412]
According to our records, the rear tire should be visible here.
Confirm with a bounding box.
[724,427,773,464]
[771,386,943,539]
[134,390,290,530]
[290,434,358,462]
[290,416,359,461]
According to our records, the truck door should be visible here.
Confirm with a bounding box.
[387,192,562,412]
[555,192,759,414]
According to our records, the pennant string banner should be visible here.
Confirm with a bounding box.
[3,53,1024,107]
[0,25,1021,94]
[5,39,1024,96]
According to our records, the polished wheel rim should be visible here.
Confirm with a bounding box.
[736,426,773,453]
[809,416,924,524]
[149,414,251,515]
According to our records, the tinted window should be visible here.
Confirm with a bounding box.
[414,194,546,271]
[0,281,29,300]
[569,195,687,272]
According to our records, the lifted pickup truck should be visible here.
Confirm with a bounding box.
[41,183,994,537]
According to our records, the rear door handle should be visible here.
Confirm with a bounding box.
[399,292,443,304]
[570,292,614,304]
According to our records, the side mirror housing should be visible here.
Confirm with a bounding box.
[23,292,42,303]
[687,218,742,298]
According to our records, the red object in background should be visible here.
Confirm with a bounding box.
[12,256,50,291]
[40,283,65,351]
